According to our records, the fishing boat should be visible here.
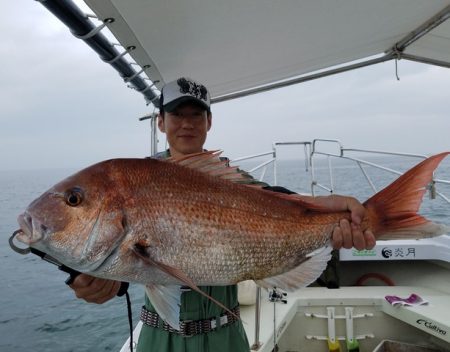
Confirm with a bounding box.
[25,1,450,351]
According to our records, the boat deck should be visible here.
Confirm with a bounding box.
[241,286,450,351]
[121,285,450,351]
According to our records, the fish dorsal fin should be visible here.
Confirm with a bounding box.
[255,245,333,291]
[168,150,259,184]
[145,285,183,330]
[168,152,346,211]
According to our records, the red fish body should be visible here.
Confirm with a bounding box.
[15,151,450,328]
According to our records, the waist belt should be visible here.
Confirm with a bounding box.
[140,305,240,337]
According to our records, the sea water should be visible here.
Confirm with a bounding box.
[1,156,449,351]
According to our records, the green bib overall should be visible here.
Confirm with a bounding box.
[136,285,249,351]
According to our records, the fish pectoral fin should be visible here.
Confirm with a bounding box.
[256,245,333,291]
[146,284,182,330]
[132,242,240,325]
[153,260,241,324]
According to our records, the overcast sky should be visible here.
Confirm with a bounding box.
[1,1,450,171]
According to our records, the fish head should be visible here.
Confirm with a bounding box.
[16,160,128,272]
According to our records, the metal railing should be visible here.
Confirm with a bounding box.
[230,139,450,203]
[232,139,450,350]
[231,151,275,182]
[310,139,450,203]
[230,142,312,185]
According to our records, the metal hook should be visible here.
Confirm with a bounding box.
[393,47,401,81]
[72,18,115,40]
[9,230,31,255]
[103,46,136,64]
[395,58,400,81]
[124,65,151,83]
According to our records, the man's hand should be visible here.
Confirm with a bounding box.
[329,195,375,250]
[332,218,375,250]
[69,274,121,304]
[306,195,376,250]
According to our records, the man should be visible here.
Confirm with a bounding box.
[70,77,375,351]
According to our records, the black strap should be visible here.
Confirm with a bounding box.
[125,291,133,351]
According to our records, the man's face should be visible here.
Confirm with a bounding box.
[158,103,212,157]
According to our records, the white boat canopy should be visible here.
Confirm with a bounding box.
[40,0,450,105]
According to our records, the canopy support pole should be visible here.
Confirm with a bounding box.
[212,54,393,104]
[395,4,450,51]
[37,0,159,105]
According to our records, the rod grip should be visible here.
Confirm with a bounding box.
[61,266,129,297]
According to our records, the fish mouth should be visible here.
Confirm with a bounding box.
[16,212,46,245]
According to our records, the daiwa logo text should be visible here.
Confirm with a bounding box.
[416,319,447,335]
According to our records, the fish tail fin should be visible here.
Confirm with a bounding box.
[364,152,450,240]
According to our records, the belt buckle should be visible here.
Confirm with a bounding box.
[179,320,194,338]
[220,314,229,326]
[211,315,228,330]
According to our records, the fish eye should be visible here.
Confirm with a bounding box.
[65,188,84,207]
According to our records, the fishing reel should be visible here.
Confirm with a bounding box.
[269,287,287,304]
